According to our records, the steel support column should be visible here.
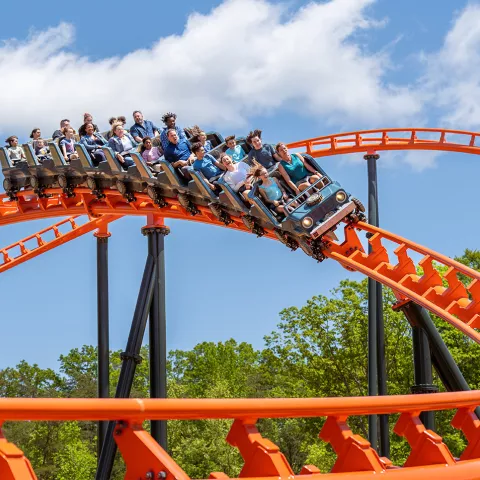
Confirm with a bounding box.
[410,321,436,429]
[95,229,111,461]
[143,218,170,449]
[96,250,156,480]
[365,152,388,455]
[398,301,480,420]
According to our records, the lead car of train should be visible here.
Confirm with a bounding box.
[0,131,365,260]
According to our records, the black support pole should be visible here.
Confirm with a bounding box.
[410,320,436,429]
[96,252,156,480]
[143,222,170,449]
[365,152,388,455]
[398,301,480,420]
[96,232,110,461]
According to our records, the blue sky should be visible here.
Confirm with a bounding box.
[0,0,479,370]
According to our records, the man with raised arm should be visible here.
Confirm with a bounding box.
[129,111,160,143]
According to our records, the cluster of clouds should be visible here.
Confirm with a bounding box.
[0,0,479,170]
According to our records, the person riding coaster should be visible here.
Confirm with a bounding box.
[249,165,297,216]
[275,142,326,195]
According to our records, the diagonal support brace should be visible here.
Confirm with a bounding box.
[319,416,386,473]
[0,429,37,480]
[394,412,455,467]
[226,419,294,478]
[114,421,189,480]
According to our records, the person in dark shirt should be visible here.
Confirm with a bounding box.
[246,129,281,169]
[129,110,160,143]
[191,142,224,191]
[52,119,71,140]
[163,128,194,180]
[160,112,187,150]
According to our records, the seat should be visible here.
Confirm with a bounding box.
[0,147,13,169]
[74,144,96,169]
[101,147,125,173]
[302,153,328,177]
[247,182,281,227]
[157,160,188,187]
[189,169,218,200]
[206,131,224,148]
[217,177,250,214]
[130,152,155,180]
[23,143,41,167]
[48,142,68,167]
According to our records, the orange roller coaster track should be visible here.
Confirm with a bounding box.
[1,127,480,479]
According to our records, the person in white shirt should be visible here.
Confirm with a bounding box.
[219,152,253,204]
[5,136,27,165]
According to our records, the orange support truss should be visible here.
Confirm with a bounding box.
[0,214,119,273]
[1,127,480,478]
[323,222,480,344]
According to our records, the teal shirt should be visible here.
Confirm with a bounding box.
[280,153,308,183]
[260,179,282,201]
[225,145,246,163]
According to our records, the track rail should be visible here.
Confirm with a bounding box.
[1,128,480,479]
[287,127,480,158]
[1,189,478,345]
[0,215,119,273]
[324,222,480,343]
[2,393,480,479]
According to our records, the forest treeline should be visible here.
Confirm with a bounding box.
[1,249,479,479]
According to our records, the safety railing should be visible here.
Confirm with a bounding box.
[2,392,480,479]
[287,128,480,158]
[324,222,480,343]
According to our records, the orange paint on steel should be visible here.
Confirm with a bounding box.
[323,222,480,344]
[0,190,277,239]
[1,188,479,345]
[1,391,480,421]
[0,214,120,273]
[286,127,480,158]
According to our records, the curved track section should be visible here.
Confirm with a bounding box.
[1,128,480,479]
[1,188,479,344]
[287,127,480,158]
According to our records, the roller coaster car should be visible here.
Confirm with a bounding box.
[152,160,201,215]
[188,168,233,225]
[48,142,87,196]
[74,144,117,198]
[248,154,363,242]
[185,130,224,147]
[22,143,59,196]
[0,147,31,200]
[100,147,146,203]
[128,153,168,207]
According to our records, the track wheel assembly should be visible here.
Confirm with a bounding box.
[274,229,298,251]
[242,215,264,237]
[209,204,233,226]
[177,193,199,216]
[147,186,167,207]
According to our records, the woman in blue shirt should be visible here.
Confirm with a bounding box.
[276,142,322,195]
[250,165,294,216]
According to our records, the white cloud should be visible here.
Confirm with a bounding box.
[0,0,421,141]
[423,3,480,129]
